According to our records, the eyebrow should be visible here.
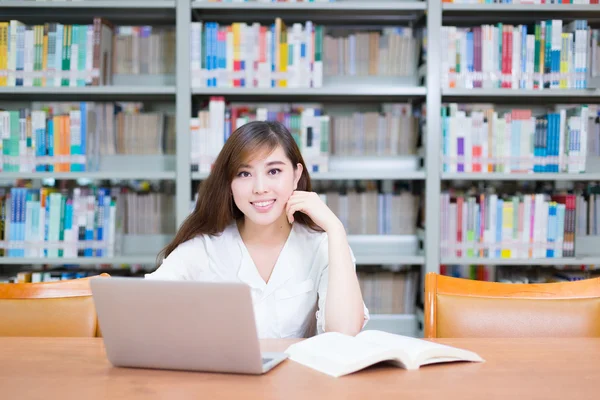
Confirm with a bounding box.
[239,160,286,169]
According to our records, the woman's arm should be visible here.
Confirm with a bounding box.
[322,222,367,336]
[286,191,366,336]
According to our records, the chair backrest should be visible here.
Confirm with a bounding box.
[0,273,110,337]
[424,272,600,338]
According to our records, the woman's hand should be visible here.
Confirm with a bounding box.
[285,190,343,233]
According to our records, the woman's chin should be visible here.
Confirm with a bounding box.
[244,209,287,226]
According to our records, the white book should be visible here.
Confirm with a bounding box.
[285,331,484,378]
[522,195,532,258]
[512,26,520,89]
[579,105,589,173]
[24,27,34,87]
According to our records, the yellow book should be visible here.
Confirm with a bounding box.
[42,24,48,87]
[0,22,8,86]
[560,33,568,89]
[232,23,240,88]
[274,18,282,86]
[279,26,288,87]
[501,202,513,258]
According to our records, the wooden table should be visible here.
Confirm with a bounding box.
[0,337,598,400]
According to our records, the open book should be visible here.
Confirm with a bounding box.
[284,330,484,377]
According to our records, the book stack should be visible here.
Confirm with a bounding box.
[0,187,117,259]
[0,102,176,173]
[190,19,324,88]
[190,97,330,173]
[440,264,497,281]
[441,103,594,174]
[317,181,419,235]
[440,191,578,259]
[324,27,417,77]
[194,0,337,3]
[440,265,600,285]
[120,187,176,235]
[331,103,418,156]
[357,267,419,315]
[0,18,114,87]
[443,0,599,4]
[441,20,591,90]
[190,99,420,174]
[113,26,176,76]
[575,186,600,236]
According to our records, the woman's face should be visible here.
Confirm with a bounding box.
[231,145,302,227]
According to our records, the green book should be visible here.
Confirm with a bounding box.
[9,111,19,173]
[58,194,66,258]
[534,24,540,88]
[78,25,87,87]
[61,25,71,86]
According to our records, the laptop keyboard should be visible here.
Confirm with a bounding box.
[262,357,273,365]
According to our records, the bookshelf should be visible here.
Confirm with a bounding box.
[440,257,600,266]
[192,1,427,12]
[0,0,176,8]
[442,3,600,15]
[441,173,600,181]
[435,0,600,287]
[4,0,600,335]
[191,86,427,97]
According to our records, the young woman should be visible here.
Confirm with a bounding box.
[146,120,369,338]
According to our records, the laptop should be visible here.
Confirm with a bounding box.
[90,277,288,374]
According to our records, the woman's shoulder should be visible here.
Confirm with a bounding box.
[173,223,238,253]
[167,235,207,258]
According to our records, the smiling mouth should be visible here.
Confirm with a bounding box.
[251,200,276,207]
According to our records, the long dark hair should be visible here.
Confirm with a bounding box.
[157,120,322,264]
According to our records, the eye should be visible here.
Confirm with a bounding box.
[237,171,251,178]
[268,168,282,175]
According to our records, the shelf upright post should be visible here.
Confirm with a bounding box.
[176,0,192,228]
[425,0,442,275]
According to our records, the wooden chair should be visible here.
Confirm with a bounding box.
[0,273,110,337]
[424,272,600,338]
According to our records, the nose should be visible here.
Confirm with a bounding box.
[252,175,268,194]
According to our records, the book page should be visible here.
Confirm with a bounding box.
[285,332,393,377]
[356,330,483,367]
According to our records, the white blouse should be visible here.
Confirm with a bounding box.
[145,222,370,338]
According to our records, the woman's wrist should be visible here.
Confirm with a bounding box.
[324,219,346,237]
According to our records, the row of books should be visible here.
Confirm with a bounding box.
[190,98,419,173]
[0,182,178,258]
[0,19,113,87]
[319,186,419,235]
[190,180,420,235]
[442,0,599,4]
[357,268,419,315]
[190,19,324,88]
[196,0,337,2]
[121,190,175,235]
[113,26,175,76]
[575,189,600,236]
[441,103,592,174]
[330,103,418,157]
[0,187,117,258]
[440,192,578,259]
[5,269,146,285]
[441,20,591,90]
[441,265,599,285]
[323,27,417,77]
[191,97,328,173]
[4,270,100,284]
[0,102,176,173]
[440,265,496,282]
